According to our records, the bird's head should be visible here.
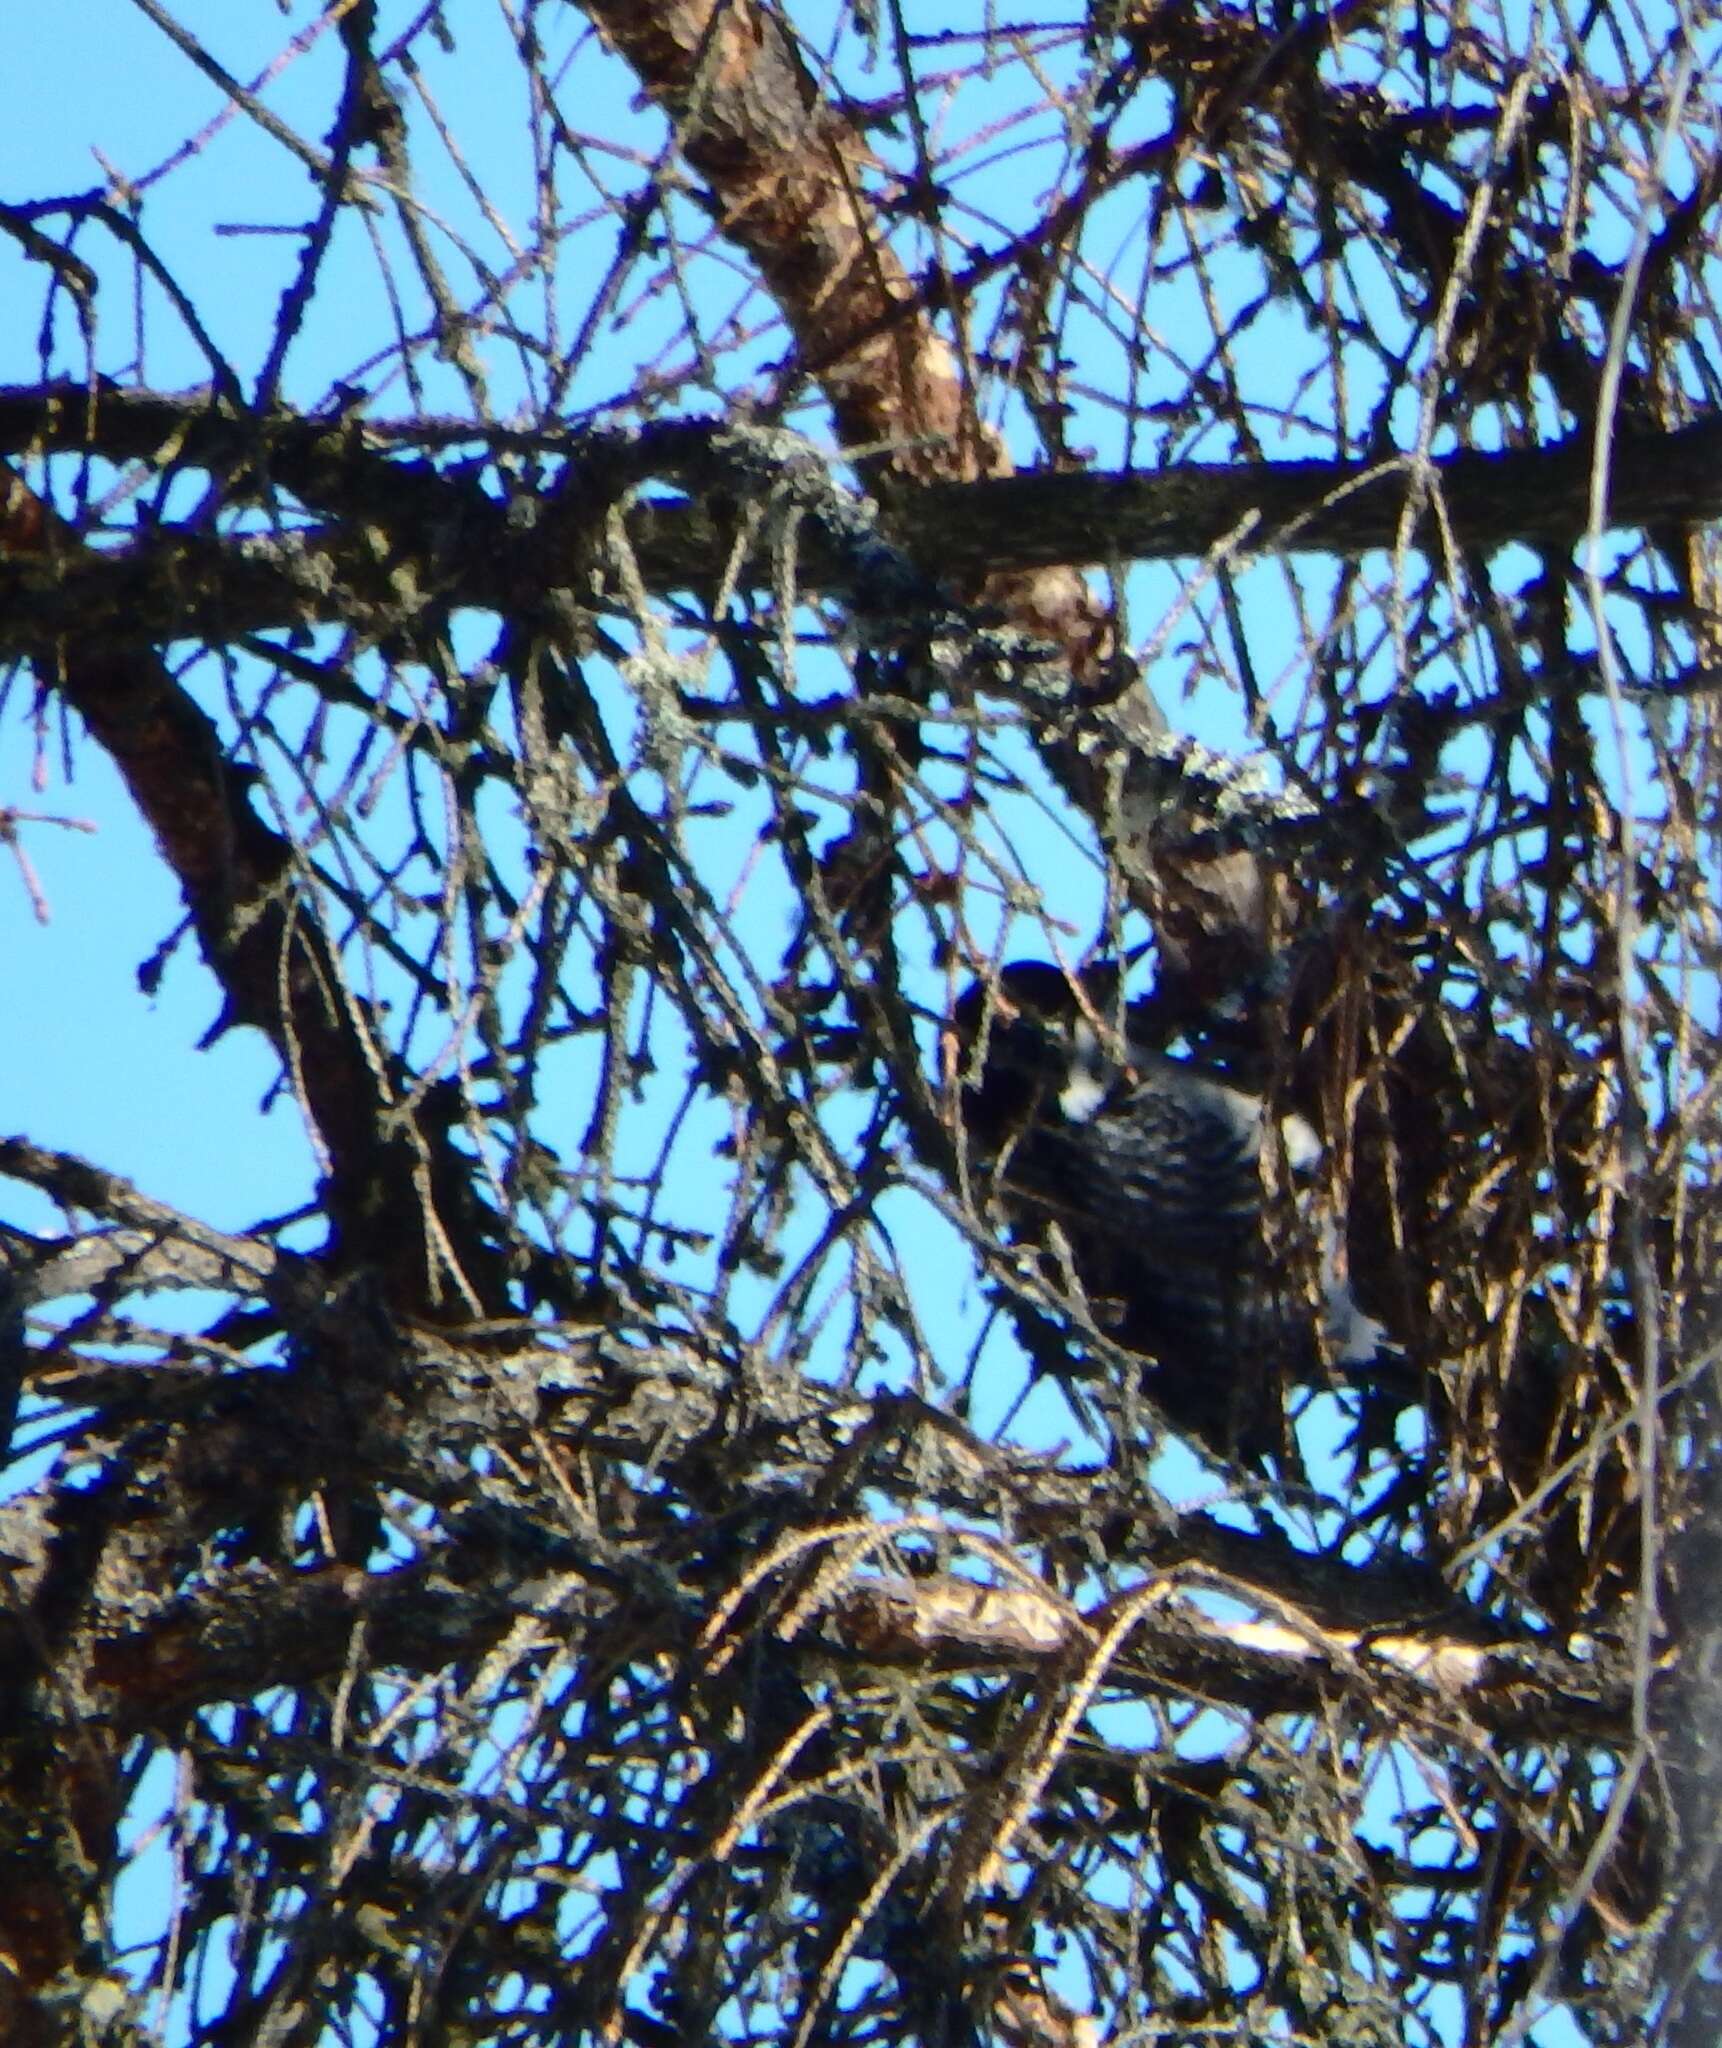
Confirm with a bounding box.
[947,961,1132,1125]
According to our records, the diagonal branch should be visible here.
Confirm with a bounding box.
[0,464,512,1320]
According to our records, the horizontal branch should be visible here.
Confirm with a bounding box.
[894,414,1722,570]
[834,1570,1625,1744]
[0,1463,1630,1749]
[2,385,1718,655]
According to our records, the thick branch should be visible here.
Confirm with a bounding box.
[3,387,1717,650]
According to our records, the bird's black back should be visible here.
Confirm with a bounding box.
[952,963,1324,1458]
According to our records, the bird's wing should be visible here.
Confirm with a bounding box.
[990,1064,1270,1356]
